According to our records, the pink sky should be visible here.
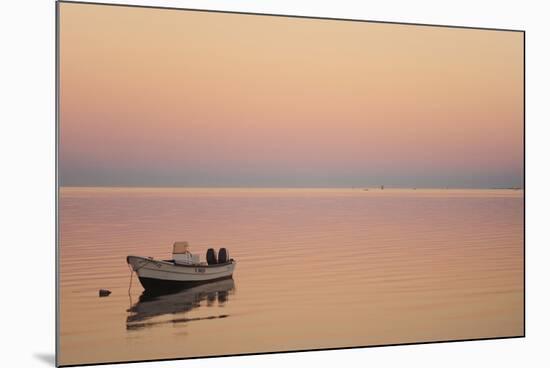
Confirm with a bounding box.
[59,3,524,188]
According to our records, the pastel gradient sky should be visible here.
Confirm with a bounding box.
[59,3,524,188]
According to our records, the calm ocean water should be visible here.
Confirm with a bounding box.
[59,188,524,365]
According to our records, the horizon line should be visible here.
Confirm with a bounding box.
[58,185,524,190]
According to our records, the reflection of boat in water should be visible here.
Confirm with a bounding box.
[126,278,235,331]
[127,242,236,293]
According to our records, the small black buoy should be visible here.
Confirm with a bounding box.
[99,289,111,297]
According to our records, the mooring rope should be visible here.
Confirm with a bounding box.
[127,258,154,295]
[127,263,136,297]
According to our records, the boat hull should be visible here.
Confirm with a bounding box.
[137,275,234,293]
[127,255,236,292]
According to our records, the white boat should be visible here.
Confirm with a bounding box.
[127,242,236,292]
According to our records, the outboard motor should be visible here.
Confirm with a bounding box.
[206,248,218,265]
[218,248,229,264]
